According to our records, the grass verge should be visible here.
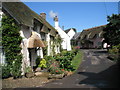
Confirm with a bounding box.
[72,50,83,72]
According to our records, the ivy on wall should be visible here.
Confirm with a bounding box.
[2,15,22,78]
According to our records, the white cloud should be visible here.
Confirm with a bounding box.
[49,10,58,18]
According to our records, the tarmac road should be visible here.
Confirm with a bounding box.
[40,49,119,89]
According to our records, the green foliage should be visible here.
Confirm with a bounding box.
[54,35,62,47]
[71,50,83,71]
[108,44,120,61]
[25,66,32,73]
[43,41,48,56]
[50,35,62,56]
[2,65,11,79]
[44,49,80,74]
[54,50,77,71]
[48,60,64,74]
[109,45,120,54]
[44,55,54,68]
[38,58,47,69]
[2,15,22,78]
[49,67,64,74]
[103,14,120,46]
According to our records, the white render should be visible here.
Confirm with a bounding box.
[46,33,51,56]
[20,25,44,75]
[67,28,76,40]
[54,17,71,51]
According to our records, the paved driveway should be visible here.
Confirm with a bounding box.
[40,49,119,89]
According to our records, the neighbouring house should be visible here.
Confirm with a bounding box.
[64,28,76,40]
[71,32,81,47]
[54,16,72,51]
[1,2,61,75]
[79,25,108,49]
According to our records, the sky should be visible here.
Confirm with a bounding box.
[24,2,118,32]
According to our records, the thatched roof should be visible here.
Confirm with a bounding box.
[80,25,106,40]
[2,2,57,36]
[28,31,45,48]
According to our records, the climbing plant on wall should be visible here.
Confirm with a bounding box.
[2,15,22,78]
[54,35,63,52]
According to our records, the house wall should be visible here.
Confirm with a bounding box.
[55,26,71,51]
[0,46,5,64]
[91,37,103,48]
[0,9,3,27]
[46,33,50,56]
[94,38,103,48]
[20,25,31,75]
[67,29,76,40]
[33,24,44,58]
[20,25,45,75]
[0,8,5,65]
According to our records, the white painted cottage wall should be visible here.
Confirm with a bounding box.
[67,29,76,40]
[46,33,50,56]
[20,25,44,75]
[20,26,31,75]
[33,25,44,58]
[55,23,71,51]
[0,8,5,65]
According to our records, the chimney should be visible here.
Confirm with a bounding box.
[40,13,46,19]
[54,16,59,28]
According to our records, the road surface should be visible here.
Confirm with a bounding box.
[41,49,119,89]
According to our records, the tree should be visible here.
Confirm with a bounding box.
[103,14,120,64]
[103,14,120,47]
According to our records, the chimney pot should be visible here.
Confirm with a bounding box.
[54,16,58,21]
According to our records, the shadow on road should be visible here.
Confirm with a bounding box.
[78,64,119,89]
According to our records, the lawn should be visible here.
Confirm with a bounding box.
[71,50,83,72]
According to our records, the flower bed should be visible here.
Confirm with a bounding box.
[43,49,80,79]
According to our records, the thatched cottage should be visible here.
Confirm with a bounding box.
[1,2,61,75]
[80,25,107,49]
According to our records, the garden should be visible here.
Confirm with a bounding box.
[2,48,83,88]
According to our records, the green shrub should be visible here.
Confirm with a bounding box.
[48,60,64,74]
[2,15,22,78]
[45,50,80,73]
[108,44,120,61]
[49,67,64,74]
[109,46,119,54]
[25,66,32,73]
[44,55,54,68]
[54,50,75,71]
[2,65,11,79]
[38,58,47,69]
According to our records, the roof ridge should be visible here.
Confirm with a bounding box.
[84,25,106,31]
